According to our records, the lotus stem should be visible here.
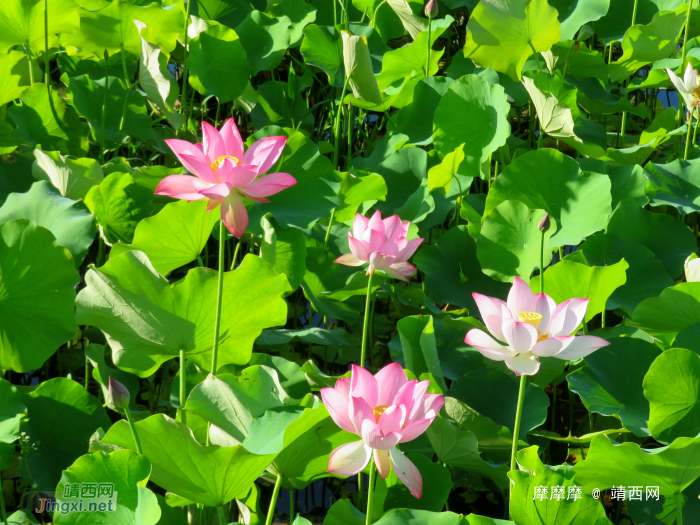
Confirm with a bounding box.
[333,78,350,169]
[0,472,8,524]
[100,55,109,164]
[508,374,527,518]
[179,349,187,425]
[425,18,433,78]
[360,272,374,368]
[120,44,131,89]
[230,239,241,271]
[264,474,282,525]
[181,0,192,134]
[539,230,545,293]
[685,112,693,160]
[217,505,227,525]
[619,0,640,148]
[324,208,336,249]
[675,492,684,525]
[25,44,34,85]
[85,355,89,391]
[365,453,376,525]
[210,219,226,376]
[290,489,295,523]
[44,0,50,86]
[124,405,143,455]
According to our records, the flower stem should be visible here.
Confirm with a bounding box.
[44,0,50,86]
[360,272,374,368]
[0,473,8,524]
[619,0,640,148]
[85,355,90,391]
[680,0,694,73]
[181,0,192,133]
[365,453,376,525]
[675,492,684,525]
[425,18,433,77]
[539,230,545,293]
[324,208,336,249]
[120,44,131,88]
[179,349,187,425]
[217,505,227,525]
[210,220,226,376]
[124,405,143,455]
[508,374,528,518]
[333,78,350,169]
[100,57,109,164]
[685,112,694,160]
[264,474,282,525]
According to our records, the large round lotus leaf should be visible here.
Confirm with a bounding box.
[606,199,696,278]
[300,24,344,87]
[0,0,80,55]
[413,225,510,313]
[59,0,183,56]
[394,77,455,146]
[644,348,700,444]
[549,0,610,41]
[0,219,79,372]
[510,446,610,525]
[643,158,700,215]
[476,201,555,282]
[595,0,658,43]
[568,337,661,437]
[0,378,26,444]
[102,414,277,506]
[433,75,511,179]
[574,434,700,498]
[20,378,111,491]
[245,126,339,232]
[630,282,700,337]
[55,449,161,525]
[528,259,628,323]
[76,251,290,377]
[32,149,104,201]
[188,23,250,103]
[110,200,219,276]
[463,0,561,81]
[0,51,33,107]
[66,75,152,149]
[486,149,612,247]
[0,181,96,266]
[235,11,292,75]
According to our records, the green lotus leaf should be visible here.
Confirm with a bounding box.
[595,0,658,43]
[236,11,292,74]
[333,170,387,223]
[260,216,307,293]
[463,0,561,81]
[55,449,160,525]
[550,0,611,41]
[0,0,80,55]
[644,158,700,214]
[0,219,79,372]
[84,343,141,414]
[0,51,33,107]
[102,413,277,507]
[568,337,661,437]
[397,315,448,392]
[32,149,104,201]
[394,77,455,146]
[270,0,317,47]
[433,74,511,179]
[629,282,700,337]
[300,24,344,87]
[20,377,111,491]
[0,378,26,444]
[486,149,612,247]
[110,200,218,276]
[250,80,314,134]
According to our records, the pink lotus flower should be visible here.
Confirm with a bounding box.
[464,277,609,376]
[321,363,444,498]
[156,119,297,237]
[335,211,423,281]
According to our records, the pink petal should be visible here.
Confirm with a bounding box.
[504,353,540,376]
[507,277,535,316]
[533,293,556,332]
[202,121,226,163]
[328,440,372,476]
[155,175,206,201]
[207,199,222,212]
[219,118,245,160]
[348,235,369,261]
[377,404,406,435]
[556,335,610,361]
[384,267,410,281]
[350,365,378,407]
[220,192,248,238]
[464,328,516,360]
[369,252,396,271]
[198,181,231,200]
[241,173,297,198]
[335,377,351,399]
[374,449,391,480]
[472,293,510,342]
[394,238,424,263]
[501,319,538,353]
[531,336,574,357]
[389,262,417,277]
[398,417,434,443]
[320,387,356,434]
[684,63,695,91]
[164,139,217,183]
[548,298,589,336]
[243,136,287,174]
[383,215,403,239]
[218,162,257,187]
[361,420,401,450]
[349,396,375,435]
[353,214,369,240]
[408,381,430,421]
[392,380,417,416]
[411,393,444,421]
[367,228,384,253]
[367,210,385,239]
[389,448,422,498]
[335,254,364,266]
[375,363,408,406]
[381,239,401,257]
[668,68,689,94]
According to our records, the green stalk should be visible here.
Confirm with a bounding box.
[680,0,695,73]
[124,405,143,455]
[675,492,684,525]
[333,78,350,168]
[181,0,193,133]
[0,475,7,524]
[120,45,131,88]
[452,173,463,227]
[217,505,227,525]
[346,105,354,170]
[116,83,137,155]
[693,110,700,146]
[25,44,34,84]
[425,18,433,77]
[85,355,90,391]
[230,239,241,271]
[324,208,336,249]
[619,0,640,147]
[44,0,50,85]
[264,475,283,525]
[289,489,295,523]
[365,454,377,525]
[179,349,187,425]
[210,219,226,376]
[508,374,528,518]
[539,230,545,293]
[360,272,374,368]
[685,112,693,160]
[100,55,109,164]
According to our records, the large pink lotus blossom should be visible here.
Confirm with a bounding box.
[321,363,444,498]
[335,211,423,281]
[156,119,296,237]
[465,277,609,376]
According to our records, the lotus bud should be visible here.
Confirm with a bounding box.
[108,377,130,410]
[103,49,109,61]
[538,212,551,233]
[425,0,438,19]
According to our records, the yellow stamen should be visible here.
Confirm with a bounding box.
[518,311,543,330]
[373,405,389,423]
[210,155,242,172]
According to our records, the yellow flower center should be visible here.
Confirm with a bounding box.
[210,155,242,173]
[518,311,543,330]
[373,405,389,423]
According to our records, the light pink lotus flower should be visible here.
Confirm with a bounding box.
[156,119,297,237]
[334,211,423,281]
[321,363,444,499]
[464,277,609,376]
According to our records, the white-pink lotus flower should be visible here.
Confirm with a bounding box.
[464,277,610,376]
[156,119,296,237]
[334,211,423,281]
[321,363,444,498]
